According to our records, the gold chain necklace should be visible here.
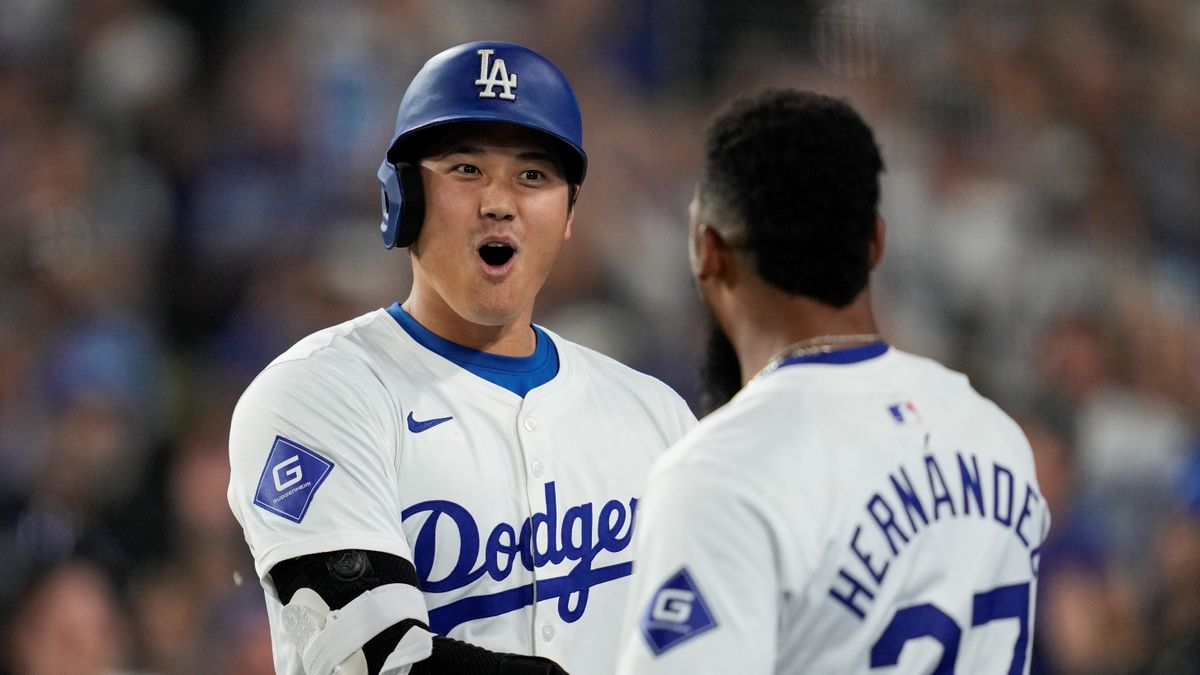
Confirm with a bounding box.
[749,333,883,385]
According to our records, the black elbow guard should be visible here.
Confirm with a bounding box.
[270,550,428,674]
[409,635,569,675]
[271,551,569,675]
[271,549,420,607]
[497,652,571,675]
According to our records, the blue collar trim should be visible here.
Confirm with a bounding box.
[777,342,889,369]
[386,303,559,397]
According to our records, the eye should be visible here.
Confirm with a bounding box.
[520,169,544,181]
[454,164,480,175]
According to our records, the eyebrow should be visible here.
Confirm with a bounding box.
[435,145,558,163]
[437,144,485,157]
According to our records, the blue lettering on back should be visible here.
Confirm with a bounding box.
[890,466,929,534]
[850,525,888,584]
[829,567,876,620]
[957,452,985,517]
[993,463,1015,526]
[828,448,1048,620]
[925,455,957,520]
[1014,484,1040,547]
[868,493,909,555]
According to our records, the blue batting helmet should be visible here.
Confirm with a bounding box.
[376,41,587,249]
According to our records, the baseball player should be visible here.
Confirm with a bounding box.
[616,90,1050,673]
[227,41,696,675]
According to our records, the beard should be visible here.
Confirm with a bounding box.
[700,312,742,415]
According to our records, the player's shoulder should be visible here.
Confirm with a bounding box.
[543,326,694,414]
[761,345,986,415]
[235,309,397,409]
[642,397,782,522]
[546,327,666,387]
[889,346,975,391]
[779,345,969,392]
[649,387,778,482]
[653,348,972,469]
[269,308,397,367]
[888,347,1023,428]
[782,346,1030,466]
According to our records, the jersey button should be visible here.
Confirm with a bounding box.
[531,460,544,477]
[523,417,539,432]
[541,624,554,642]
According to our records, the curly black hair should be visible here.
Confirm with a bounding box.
[700,89,884,307]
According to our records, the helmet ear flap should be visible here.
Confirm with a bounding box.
[378,161,425,249]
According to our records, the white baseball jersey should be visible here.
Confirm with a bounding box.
[617,344,1049,674]
[227,306,696,675]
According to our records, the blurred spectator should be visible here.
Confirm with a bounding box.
[127,562,203,674]
[2,560,131,675]
[1035,310,1193,578]
[1024,414,1148,673]
[165,398,255,596]
[0,397,145,611]
[198,584,276,675]
[1143,450,1200,673]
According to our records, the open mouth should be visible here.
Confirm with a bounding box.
[478,242,516,267]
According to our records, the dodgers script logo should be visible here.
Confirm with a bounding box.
[475,48,517,100]
[401,481,636,634]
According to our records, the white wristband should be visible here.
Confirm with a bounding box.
[303,583,429,675]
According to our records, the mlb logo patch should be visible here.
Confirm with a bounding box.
[888,400,922,424]
[253,436,334,523]
[640,568,717,656]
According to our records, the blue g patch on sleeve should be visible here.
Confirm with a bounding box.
[640,567,718,656]
[253,436,334,523]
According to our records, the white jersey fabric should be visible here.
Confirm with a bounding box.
[228,308,696,675]
[617,345,1049,674]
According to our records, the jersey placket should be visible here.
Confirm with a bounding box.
[515,397,556,655]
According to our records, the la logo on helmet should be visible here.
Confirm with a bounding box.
[475,49,517,100]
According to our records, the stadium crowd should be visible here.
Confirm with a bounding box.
[0,1,1197,673]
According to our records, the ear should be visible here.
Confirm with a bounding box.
[695,224,736,284]
[563,203,575,241]
[869,215,885,269]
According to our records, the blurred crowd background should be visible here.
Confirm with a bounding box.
[0,0,1197,673]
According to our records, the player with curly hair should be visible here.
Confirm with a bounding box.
[618,89,1049,674]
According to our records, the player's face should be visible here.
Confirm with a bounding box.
[410,124,574,330]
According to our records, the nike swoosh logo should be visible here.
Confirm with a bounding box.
[407,412,454,433]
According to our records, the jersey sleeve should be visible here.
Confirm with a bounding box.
[650,384,698,446]
[666,389,699,440]
[616,460,779,675]
[227,355,412,591]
